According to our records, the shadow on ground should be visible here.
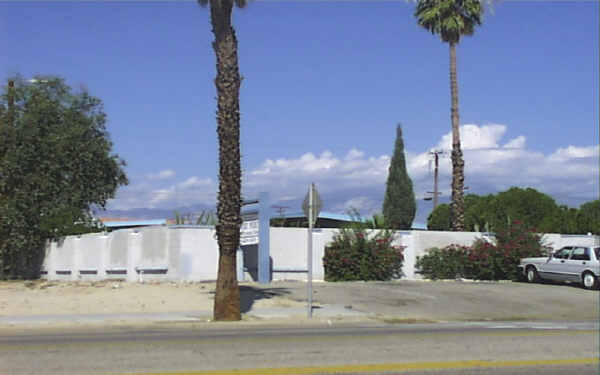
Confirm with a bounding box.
[239,286,291,313]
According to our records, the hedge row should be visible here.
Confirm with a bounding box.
[416,220,550,281]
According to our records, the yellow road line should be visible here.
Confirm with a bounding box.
[126,357,599,375]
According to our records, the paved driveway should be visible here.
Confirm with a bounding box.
[245,280,599,322]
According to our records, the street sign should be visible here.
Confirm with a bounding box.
[240,219,259,245]
[302,184,322,227]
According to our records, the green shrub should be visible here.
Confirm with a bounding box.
[323,224,404,282]
[415,245,470,280]
[417,221,549,281]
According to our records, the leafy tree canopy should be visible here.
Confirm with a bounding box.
[427,203,451,231]
[577,200,600,235]
[0,75,127,279]
[487,187,559,232]
[427,187,597,235]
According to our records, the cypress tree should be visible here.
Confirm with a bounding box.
[383,124,416,229]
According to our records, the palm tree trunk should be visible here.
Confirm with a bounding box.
[449,42,465,231]
[210,0,242,321]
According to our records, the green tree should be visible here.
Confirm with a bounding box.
[541,205,579,235]
[428,195,491,231]
[427,203,451,231]
[577,200,600,235]
[383,124,416,229]
[197,0,246,321]
[0,76,127,279]
[463,193,494,232]
[487,187,559,232]
[415,0,483,231]
[427,188,596,234]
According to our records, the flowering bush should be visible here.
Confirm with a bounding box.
[465,239,509,280]
[414,245,470,280]
[495,220,550,258]
[416,221,550,281]
[323,224,404,282]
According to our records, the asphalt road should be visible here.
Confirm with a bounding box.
[1,321,598,375]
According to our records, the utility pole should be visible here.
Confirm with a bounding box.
[271,205,289,227]
[432,150,440,209]
[7,80,14,128]
[427,150,445,210]
[272,205,289,217]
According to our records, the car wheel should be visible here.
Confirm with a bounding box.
[526,266,539,283]
[582,272,598,290]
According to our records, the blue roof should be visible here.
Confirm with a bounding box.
[275,211,427,230]
[411,222,427,230]
[277,211,359,222]
[102,219,167,228]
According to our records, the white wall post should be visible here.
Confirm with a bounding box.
[46,241,57,280]
[127,231,142,282]
[71,237,81,281]
[97,233,108,279]
[402,231,416,279]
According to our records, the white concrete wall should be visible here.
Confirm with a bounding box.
[53,236,76,281]
[543,234,600,250]
[42,226,600,283]
[178,227,219,281]
[395,231,415,279]
[107,230,129,272]
[77,233,106,279]
[269,228,338,281]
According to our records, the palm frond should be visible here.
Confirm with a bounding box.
[414,0,483,43]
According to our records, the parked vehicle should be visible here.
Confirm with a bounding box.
[519,246,600,289]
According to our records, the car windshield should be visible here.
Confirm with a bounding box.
[595,248,600,260]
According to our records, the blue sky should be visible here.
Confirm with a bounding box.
[1,1,598,224]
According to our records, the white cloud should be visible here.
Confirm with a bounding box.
[549,145,599,162]
[147,169,176,180]
[245,149,390,201]
[243,123,597,213]
[179,176,212,189]
[252,150,340,176]
[423,126,598,202]
[108,123,599,219]
[337,196,380,213]
[435,124,506,150]
[503,135,526,149]
[112,176,215,210]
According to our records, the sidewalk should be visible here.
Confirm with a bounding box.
[0,305,368,327]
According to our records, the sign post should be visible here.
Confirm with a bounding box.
[239,192,270,284]
[302,183,322,318]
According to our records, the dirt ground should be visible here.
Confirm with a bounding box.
[1,279,597,322]
[0,280,305,316]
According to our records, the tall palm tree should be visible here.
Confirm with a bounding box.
[198,0,247,321]
[414,0,483,231]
